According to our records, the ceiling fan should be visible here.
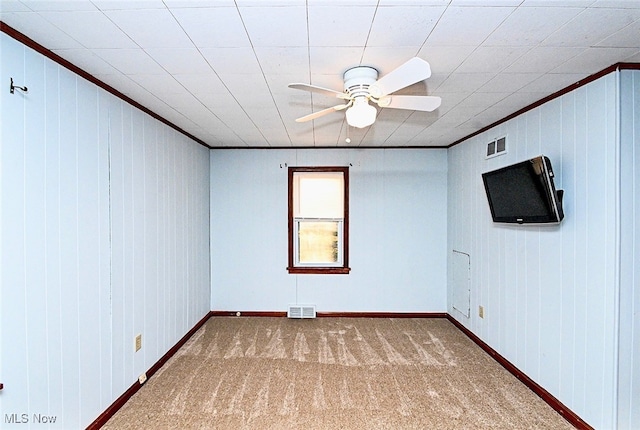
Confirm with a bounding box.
[288,57,441,129]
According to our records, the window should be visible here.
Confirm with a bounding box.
[486,136,507,158]
[288,166,350,274]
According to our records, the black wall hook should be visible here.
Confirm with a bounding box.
[10,77,28,94]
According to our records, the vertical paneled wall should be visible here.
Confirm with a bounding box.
[108,100,211,399]
[447,72,620,428]
[210,148,448,313]
[0,33,210,429]
[617,69,640,429]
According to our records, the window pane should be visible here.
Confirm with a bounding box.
[298,221,339,264]
[294,172,344,218]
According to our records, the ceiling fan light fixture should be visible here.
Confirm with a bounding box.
[345,97,376,128]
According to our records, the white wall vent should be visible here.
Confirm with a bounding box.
[486,136,507,158]
[288,304,316,319]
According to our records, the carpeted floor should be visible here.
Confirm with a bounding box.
[103,317,574,429]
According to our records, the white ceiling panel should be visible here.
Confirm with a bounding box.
[145,47,213,74]
[238,6,308,47]
[173,72,229,95]
[552,46,640,74]
[171,7,251,48]
[93,0,166,10]
[104,9,192,48]
[200,47,263,75]
[502,46,586,73]
[19,0,96,11]
[1,0,638,148]
[597,19,640,48]
[479,73,543,93]
[417,45,476,74]
[482,6,583,47]
[541,7,640,47]
[366,5,445,47]
[308,5,376,47]
[425,6,514,46]
[92,48,165,75]
[0,11,83,49]
[456,46,530,73]
[38,10,137,48]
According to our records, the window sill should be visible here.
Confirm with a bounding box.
[287,267,351,275]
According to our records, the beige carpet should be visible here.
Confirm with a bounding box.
[103,317,574,429]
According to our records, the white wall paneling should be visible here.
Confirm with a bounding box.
[210,148,448,313]
[447,70,634,428]
[617,70,640,430]
[0,33,210,428]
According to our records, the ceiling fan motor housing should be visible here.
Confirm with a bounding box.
[343,66,378,98]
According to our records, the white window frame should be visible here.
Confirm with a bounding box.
[293,218,344,267]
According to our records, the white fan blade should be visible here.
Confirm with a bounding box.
[288,83,349,99]
[295,103,351,122]
[369,57,432,98]
[381,95,441,112]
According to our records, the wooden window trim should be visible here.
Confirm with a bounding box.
[287,166,350,274]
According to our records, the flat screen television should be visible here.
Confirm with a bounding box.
[482,155,564,224]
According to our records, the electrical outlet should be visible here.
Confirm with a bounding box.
[135,334,142,352]
[138,373,147,385]
[479,306,485,319]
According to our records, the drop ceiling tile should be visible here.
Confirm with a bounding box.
[1,11,84,49]
[361,47,426,74]
[216,73,273,102]
[200,47,262,75]
[0,1,30,12]
[309,47,366,75]
[366,5,445,47]
[519,73,586,93]
[244,107,285,125]
[238,6,308,47]
[266,74,313,97]
[452,0,522,4]
[20,1,97,11]
[551,46,640,73]
[456,46,531,73]
[255,48,310,88]
[502,46,586,73]
[479,73,544,92]
[458,92,511,108]
[92,48,166,74]
[92,0,167,10]
[51,48,121,75]
[164,0,236,7]
[435,73,495,93]
[483,6,583,46]
[624,50,640,62]
[237,0,305,5]
[417,46,475,75]
[596,19,640,48]
[378,0,448,4]
[196,91,241,111]
[520,0,593,5]
[145,48,212,74]
[541,7,640,47]
[104,9,192,48]
[307,5,377,47]
[171,7,251,48]
[424,6,514,46]
[39,10,137,48]
[174,73,229,94]
[126,73,186,96]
